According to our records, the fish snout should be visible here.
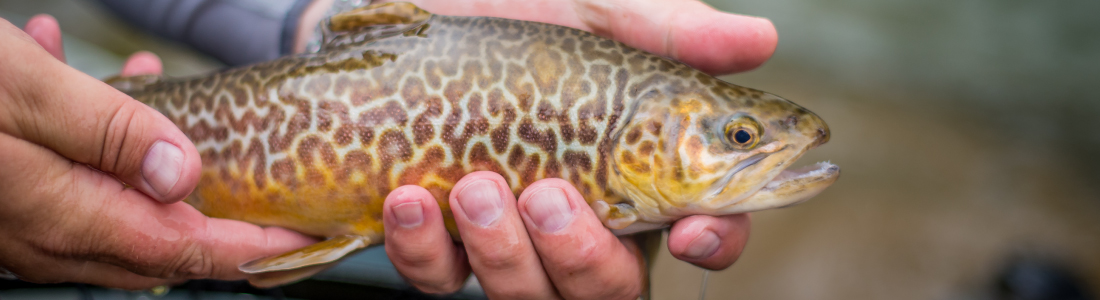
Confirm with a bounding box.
[811,126,830,148]
[796,112,830,149]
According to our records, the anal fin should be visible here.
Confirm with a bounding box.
[247,263,337,288]
[239,235,370,274]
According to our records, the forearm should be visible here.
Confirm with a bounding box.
[93,0,332,66]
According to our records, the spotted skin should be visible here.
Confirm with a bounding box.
[111,3,834,256]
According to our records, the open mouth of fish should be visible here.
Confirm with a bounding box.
[739,157,840,211]
[765,161,840,191]
[705,146,840,214]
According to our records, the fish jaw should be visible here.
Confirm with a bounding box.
[711,161,840,214]
[608,161,839,236]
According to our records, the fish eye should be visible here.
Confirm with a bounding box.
[733,130,752,144]
[725,117,761,149]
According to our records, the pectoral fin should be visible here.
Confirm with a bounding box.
[593,201,639,230]
[239,235,370,274]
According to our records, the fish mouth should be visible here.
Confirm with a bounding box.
[720,161,840,214]
[759,131,839,207]
[765,161,840,194]
[754,130,838,208]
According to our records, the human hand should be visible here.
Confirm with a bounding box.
[298,0,776,75]
[374,0,777,75]
[383,173,750,299]
[0,15,315,289]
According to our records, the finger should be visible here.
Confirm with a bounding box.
[2,244,173,290]
[0,134,316,282]
[448,172,559,300]
[571,0,778,74]
[383,185,470,294]
[0,33,201,203]
[518,178,643,300]
[120,51,164,76]
[22,14,65,63]
[667,214,751,270]
[380,0,777,75]
[0,212,169,289]
[61,261,188,290]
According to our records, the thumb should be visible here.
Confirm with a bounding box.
[0,23,199,203]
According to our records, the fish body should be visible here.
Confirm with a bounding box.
[109,3,838,286]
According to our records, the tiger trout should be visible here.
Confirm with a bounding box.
[108,2,839,287]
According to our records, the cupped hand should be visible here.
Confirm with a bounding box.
[385,174,750,299]
[0,15,315,289]
[378,0,764,298]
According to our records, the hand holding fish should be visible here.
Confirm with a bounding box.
[0,15,317,288]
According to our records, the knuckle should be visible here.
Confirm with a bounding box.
[136,227,213,279]
[97,102,142,173]
[471,242,527,271]
[553,241,604,274]
[159,242,213,279]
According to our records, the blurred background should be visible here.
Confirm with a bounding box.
[1,0,1097,299]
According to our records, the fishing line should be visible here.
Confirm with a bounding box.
[699,269,710,300]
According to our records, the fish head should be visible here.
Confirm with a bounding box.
[610,79,839,222]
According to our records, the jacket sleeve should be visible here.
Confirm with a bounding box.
[93,0,315,66]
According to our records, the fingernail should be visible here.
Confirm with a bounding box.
[683,230,720,260]
[142,141,183,199]
[457,180,503,227]
[525,188,574,233]
[392,202,424,228]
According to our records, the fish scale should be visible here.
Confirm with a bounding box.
[107,2,839,287]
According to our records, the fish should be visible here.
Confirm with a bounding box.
[107,2,839,287]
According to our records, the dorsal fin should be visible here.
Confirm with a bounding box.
[320,2,433,50]
[103,74,162,96]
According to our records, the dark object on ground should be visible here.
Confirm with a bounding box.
[995,257,1094,300]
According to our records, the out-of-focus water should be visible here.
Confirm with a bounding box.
[649,1,1100,299]
[1,0,1097,299]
